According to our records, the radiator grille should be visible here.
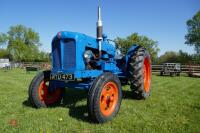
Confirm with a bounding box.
[63,39,76,69]
[52,39,76,70]
[52,40,61,69]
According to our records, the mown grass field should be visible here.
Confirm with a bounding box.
[0,69,200,133]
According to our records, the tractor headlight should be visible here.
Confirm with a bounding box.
[84,50,94,61]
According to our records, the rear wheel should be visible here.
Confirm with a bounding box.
[128,48,152,99]
[29,71,63,108]
[87,72,122,123]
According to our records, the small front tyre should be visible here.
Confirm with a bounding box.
[29,71,63,108]
[87,72,122,123]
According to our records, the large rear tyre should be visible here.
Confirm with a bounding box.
[29,71,63,108]
[87,72,122,123]
[128,48,152,99]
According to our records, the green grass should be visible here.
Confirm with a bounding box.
[0,69,200,133]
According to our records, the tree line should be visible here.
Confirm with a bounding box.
[0,10,199,64]
[154,50,200,65]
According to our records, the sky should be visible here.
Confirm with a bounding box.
[0,0,200,56]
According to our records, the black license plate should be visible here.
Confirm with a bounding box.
[50,73,74,81]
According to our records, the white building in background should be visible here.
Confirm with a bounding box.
[0,58,10,68]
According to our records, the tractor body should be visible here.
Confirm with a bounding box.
[49,31,139,90]
[29,31,151,123]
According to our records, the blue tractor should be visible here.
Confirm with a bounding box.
[28,3,152,123]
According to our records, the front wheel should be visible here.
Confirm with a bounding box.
[87,72,122,123]
[29,71,63,108]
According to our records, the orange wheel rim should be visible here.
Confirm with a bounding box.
[38,80,61,105]
[143,57,151,93]
[100,82,118,117]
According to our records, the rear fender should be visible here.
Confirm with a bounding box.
[125,45,141,68]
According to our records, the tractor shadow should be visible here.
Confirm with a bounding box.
[22,88,91,122]
[22,98,34,107]
[22,88,139,123]
[64,89,139,122]
[61,88,92,123]
[122,90,140,100]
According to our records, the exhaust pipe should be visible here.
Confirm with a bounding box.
[97,0,103,58]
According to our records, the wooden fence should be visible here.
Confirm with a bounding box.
[5,62,200,74]
[10,62,51,70]
[152,65,200,73]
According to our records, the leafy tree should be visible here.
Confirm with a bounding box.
[7,25,41,46]
[155,50,195,65]
[0,25,42,61]
[0,49,10,58]
[177,50,192,64]
[22,45,40,62]
[158,51,178,64]
[36,51,50,62]
[7,39,26,61]
[185,10,200,54]
[115,33,160,62]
